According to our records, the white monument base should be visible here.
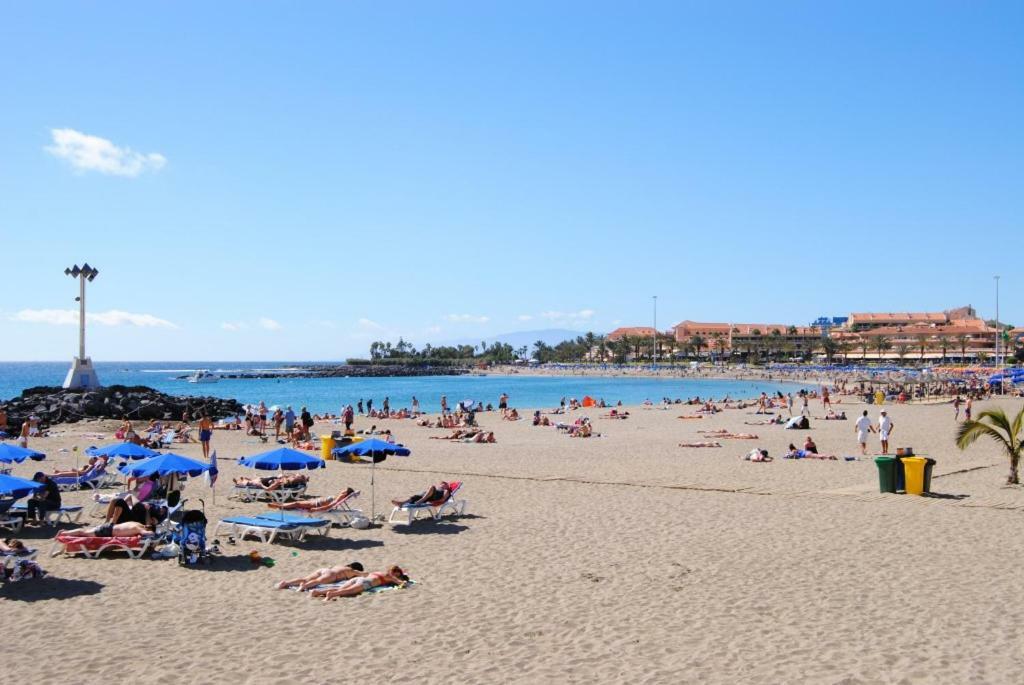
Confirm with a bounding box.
[63,357,102,390]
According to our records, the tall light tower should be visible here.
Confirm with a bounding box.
[995,275,1001,391]
[652,295,658,370]
[62,263,102,390]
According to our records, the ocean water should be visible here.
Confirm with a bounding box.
[0,362,803,414]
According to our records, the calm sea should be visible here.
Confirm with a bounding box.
[0,361,803,414]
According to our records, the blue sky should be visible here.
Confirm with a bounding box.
[1,1,1021,361]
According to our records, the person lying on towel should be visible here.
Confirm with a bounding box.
[310,565,410,600]
[276,561,364,591]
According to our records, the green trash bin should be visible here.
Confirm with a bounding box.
[875,456,897,493]
[922,457,936,494]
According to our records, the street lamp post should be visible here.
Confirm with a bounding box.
[995,275,1001,392]
[62,263,102,390]
[652,295,657,371]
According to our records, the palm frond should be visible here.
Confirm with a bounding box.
[956,419,1012,453]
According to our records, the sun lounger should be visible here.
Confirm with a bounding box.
[50,532,156,559]
[230,482,307,503]
[212,515,330,544]
[0,515,23,532]
[53,464,109,492]
[273,490,364,527]
[10,503,83,525]
[389,481,467,525]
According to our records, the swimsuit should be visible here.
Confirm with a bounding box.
[199,429,212,441]
[95,522,114,537]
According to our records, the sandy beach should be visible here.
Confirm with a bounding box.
[4,394,1024,684]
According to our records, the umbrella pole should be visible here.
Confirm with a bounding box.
[371,455,376,520]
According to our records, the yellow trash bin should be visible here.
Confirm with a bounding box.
[874,390,885,405]
[902,457,927,495]
[320,435,335,461]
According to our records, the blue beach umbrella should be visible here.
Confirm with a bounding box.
[0,444,46,464]
[0,473,44,499]
[238,447,325,471]
[87,443,162,460]
[332,438,411,520]
[119,453,212,479]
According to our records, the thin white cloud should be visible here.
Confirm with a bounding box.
[221,321,246,332]
[13,308,176,328]
[517,314,533,322]
[46,128,166,177]
[540,309,595,323]
[445,313,490,324]
[425,325,442,335]
[258,317,282,331]
[357,318,384,331]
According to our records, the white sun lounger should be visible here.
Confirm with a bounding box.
[389,481,467,525]
[271,490,364,527]
[230,482,307,503]
[50,533,156,559]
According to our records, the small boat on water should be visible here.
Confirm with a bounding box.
[187,369,219,384]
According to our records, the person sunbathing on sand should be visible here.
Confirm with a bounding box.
[679,441,722,448]
[430,430,467,440]
[392,483,450,507]
[503,409,520,421]
[310,565,410,600]
[742,448,772,462]
[268,487,355,510]
[62,521,154,537]
[277,561,365,591]
[698,430,759,439]
[463,431,496,443]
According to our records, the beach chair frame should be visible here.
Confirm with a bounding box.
[388,483,467,525]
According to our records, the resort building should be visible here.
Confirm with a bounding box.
[672,321,821,357]
[606,327,659,342]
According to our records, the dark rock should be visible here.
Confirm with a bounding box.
[1,385,245,429]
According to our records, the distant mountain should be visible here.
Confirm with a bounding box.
[435,329,587,352]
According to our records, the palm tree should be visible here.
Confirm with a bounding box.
[710,332,726,361]
[895,343,910,363]
[860,337,869,360]
[768,329,783,362]
[821,337,840,365]
[956,407,1024,484]
[915,334,929,361]
[937,335,951,363]
[689,335,706,359]
[836,339,852,363]
[871,335,892,361]
[956,334,969,364]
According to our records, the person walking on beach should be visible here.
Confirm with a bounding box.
[877,410,893,455]
[300,406,313,439]
[786,393,794,417]
[499,392,509,417]
[284,405,296,436]
[855,410,874,455]
[198,414,213,459]
[440,395,448,415]
[822,386,831,411]
[382,397,390,417]
[964,397,972,423]
[357,399,364,414]
[273,408,284,438]
[411,396,420,416]
[366,399,374,415]
[953,396,962,421]
[800,392,810,417]
[344,404,354,431]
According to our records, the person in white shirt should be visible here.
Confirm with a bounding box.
[855,410,874,455]
[877,410,894,455]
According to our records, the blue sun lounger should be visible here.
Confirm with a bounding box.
[212,515,330,544]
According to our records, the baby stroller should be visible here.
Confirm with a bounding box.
[172,504,208,566]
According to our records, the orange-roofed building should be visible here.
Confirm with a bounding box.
[606,327,659,342]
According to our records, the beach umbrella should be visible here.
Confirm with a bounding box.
[237,448,325,471]
[86,443,162,460]
[118,453,212,479]
[0,444,46,464]
[331,438,411,520]
[0,473,44,499]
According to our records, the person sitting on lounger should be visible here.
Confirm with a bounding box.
[50,456,106,477]
[392,483,451,507]
[233,474,308,491]
[309,565,410,600]
[277,561,365,591]
[268,487,355,510]
[103,495,170,527]
[63,520,155,537]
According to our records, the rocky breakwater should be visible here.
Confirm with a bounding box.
[207,364,471,380]
[1,385,245,428]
